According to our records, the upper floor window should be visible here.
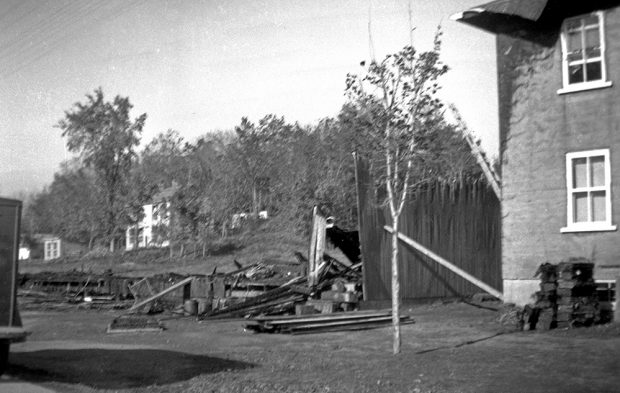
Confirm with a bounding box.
[562,149,616,233]
[559,11,612,94]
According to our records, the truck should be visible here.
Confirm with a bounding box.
[0,197,27,375]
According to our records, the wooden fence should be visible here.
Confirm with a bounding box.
[355,156,502,301]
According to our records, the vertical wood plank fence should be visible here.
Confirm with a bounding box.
[355,155,502,301]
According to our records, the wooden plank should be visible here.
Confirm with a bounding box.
[287,319,412,335]
[284,316,413,334]
[0,327,28,341]
[128,276,193,311]
[261,311,391,326]
[308,206,327,287]
[307,206,318,286]
[463,126,501,199]
[252,306,386,324]
[384,226,503,300]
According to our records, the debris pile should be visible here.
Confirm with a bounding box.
[201,253,363,320]
[556,260,599,328]
[526,259,599,330]
[531,262,558,330]
[199,212,365,323]
[21,209,374,335]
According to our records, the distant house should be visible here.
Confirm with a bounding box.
[454,0,620,305]
[42,236,61,260]
[25,234,86,261]
[18,244,30,261]
[125,186,175,251]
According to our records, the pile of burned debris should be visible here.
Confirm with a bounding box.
[199,252,363,320]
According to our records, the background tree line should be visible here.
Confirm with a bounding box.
[22,38,488,254]
[22,98,483,252]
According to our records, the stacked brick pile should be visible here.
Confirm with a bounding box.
[556,259,599,328]
[533,263,558,330]
[528,259,600,330]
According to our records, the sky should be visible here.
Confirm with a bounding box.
[0,0,496,196]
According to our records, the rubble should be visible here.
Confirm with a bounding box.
[19,209,368,334]
[525,259,600,330]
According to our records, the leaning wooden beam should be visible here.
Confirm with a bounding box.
[464,131,501,199]
[383,226,503,301]
[128,276,194,312]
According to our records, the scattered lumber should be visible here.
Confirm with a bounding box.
[245,310,413,334]
[202,276,306,319]
[107,315,164,333]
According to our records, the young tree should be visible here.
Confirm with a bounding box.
[56,88,146,251]
[230,115,293,216]
[345,30,448,354]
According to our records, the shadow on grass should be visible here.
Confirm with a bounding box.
[415,332,506,355]
[7,348,253,389]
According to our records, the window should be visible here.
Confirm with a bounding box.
[562,149,616,232]
[44,239,61,260]
[559,11,612,94]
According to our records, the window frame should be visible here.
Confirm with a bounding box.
[562,149,616,233]
[558,11,612,95]
[44,239,61,259]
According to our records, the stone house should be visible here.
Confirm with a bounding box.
[454,0,620,305]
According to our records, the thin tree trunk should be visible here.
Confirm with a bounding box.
[252,183,258,216]
[391,214,401,355]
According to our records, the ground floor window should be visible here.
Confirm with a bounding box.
[562,149,616,232]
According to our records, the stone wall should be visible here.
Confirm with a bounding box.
[497,8,620,304]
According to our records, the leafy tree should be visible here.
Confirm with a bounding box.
[230,115,294,216]
[56,88,146,250]
[23,160,102,248]
[345,30,449,354]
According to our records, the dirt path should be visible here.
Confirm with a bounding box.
[3,303,620,392]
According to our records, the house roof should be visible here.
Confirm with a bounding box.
[452,0,620,35]
[451,0,549,34]
[0,197,22,207]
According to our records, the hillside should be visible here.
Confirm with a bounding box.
[19,224,308,278]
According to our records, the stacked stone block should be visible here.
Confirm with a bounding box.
[533,263,557,330]
[555,259,599,328]
[528,259,599,330]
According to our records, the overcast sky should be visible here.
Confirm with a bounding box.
[0,0,496,196]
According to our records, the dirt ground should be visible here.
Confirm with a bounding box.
[1,302,619,393]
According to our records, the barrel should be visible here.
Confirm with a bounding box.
[184,299,198,316]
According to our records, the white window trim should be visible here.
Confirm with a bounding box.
[561,149,616,233]
[557,11,612,95]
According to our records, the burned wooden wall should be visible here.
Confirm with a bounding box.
[355,156,502,301]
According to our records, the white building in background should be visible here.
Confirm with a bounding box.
[125,202,171,250]
[18,245,30,260]
[125,186,175,251]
